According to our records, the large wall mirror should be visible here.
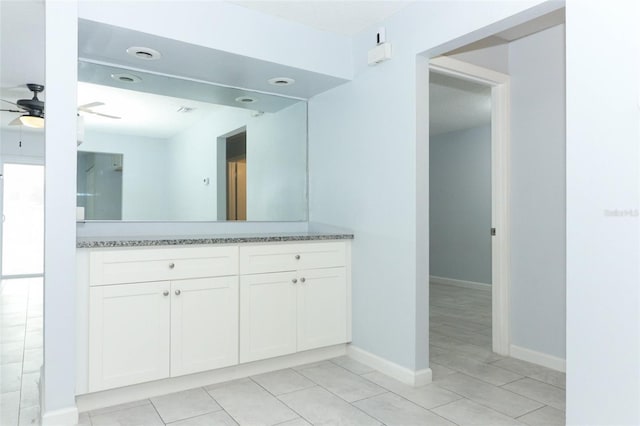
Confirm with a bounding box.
[76,22,309,222]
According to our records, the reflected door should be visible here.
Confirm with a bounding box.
[227,160,246,221]
[1,163,45,277]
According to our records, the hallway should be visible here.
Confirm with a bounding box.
[430,282,565,425]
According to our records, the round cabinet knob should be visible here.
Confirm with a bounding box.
[163,291,169,296]
[295,254,301,260]
[175,289,181,296]
[169,262,175,269]
[292,278,298,284]
[300,277,306,283]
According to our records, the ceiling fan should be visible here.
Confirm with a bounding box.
[0,83,45,128]
[78,102,122,120]
[1,84,122,129]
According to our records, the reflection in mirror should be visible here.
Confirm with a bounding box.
[76,61,308,222]
[77,152,124,220]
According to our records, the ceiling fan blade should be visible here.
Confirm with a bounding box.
[82,110,121,119]
[1,98,23,108]
[0,108,22,113]
[78,101,104,109]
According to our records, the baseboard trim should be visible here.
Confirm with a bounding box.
[41,406,78,426]
[347,345,432,386]
[77,344,347,412]
[430,275,491,291]
[510,344,566,372]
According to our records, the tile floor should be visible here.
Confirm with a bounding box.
[74,282,565,426]
[0,278,43,426]
[0,279,565,425]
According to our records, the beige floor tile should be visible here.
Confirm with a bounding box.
[432,398,525,425]
[251,368,315,396]
[330,356,375,375]
[166,410,238,426]
[279,386,381,426]
[206,378,298,425]
[90,403,164,426]
[502,378,566,411]
[517,405,565,426]
[297,362,386,402]
[362,371,462,409]
[353,392,456,426]
[436,373,543,418]
[150,387,221,424]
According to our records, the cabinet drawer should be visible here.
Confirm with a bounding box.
[90,246,238,286]
[239,242,346,274]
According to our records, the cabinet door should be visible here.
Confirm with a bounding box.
[297,267,347,352]
[171,277,239,377]
[240,272,297,363]
[89,281,170,391]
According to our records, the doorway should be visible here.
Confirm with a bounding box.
[1,162,45,278]
[429,57,511,355]
[0,160,44,426]
[226,131,247,221]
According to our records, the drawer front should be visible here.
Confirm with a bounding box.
[90,246,238,285]
[240,242,346,275]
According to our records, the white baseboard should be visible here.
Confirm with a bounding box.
[77,344,347,412]
[510,344,566,372]
[347,345,432,386]
[430,275,491,291]
[41,406,78,426]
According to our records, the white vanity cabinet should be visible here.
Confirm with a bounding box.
[80,239,351,395]
[87,246,239,392]
[239,242,349,363]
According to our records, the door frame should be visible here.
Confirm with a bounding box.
[429,56,511,355]
[0,155,46,279]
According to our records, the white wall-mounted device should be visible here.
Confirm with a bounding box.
[368,27,392,66]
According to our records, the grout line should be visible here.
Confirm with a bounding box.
[249,377,314,425]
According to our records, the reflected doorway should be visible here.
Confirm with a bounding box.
[226,131,246,221]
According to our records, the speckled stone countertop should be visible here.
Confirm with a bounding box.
[76,233,354,248]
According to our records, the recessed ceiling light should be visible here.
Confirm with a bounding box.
[235,96,257,104]
[110,73,142,83]
[268,77,295,86]
[176,106,195,113]
[126,46,162,60]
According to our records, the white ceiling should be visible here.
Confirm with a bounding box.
[229,1,412,36]
[429,72,491,136]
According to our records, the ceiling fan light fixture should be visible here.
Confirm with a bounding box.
[19,115,44,128]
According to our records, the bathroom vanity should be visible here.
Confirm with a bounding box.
[75,234,352,409]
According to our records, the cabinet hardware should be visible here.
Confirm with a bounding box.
[163,290,169,296]
[169,262,175,269]
[175,289,181,295]
[295,254,300,260]
[300,277,306,283]
[292,278,298,284]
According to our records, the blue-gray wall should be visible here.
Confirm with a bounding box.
[510,24,566,359]
[429,125,491,285]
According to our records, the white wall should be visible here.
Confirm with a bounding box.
[509,24,566,360]
[429,125,492,285]
[43,1,78,423]
[166,107,249,221]
[565,2,640,424]
[309,1,558,372]
[248,102,308,221]
[0,128,44,159]
[80,130,170,220]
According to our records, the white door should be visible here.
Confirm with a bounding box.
[89,281,171,391]
[0,162,44,277]
[171,276,239,376]
[240,271,297,363]
[297,267,348,351]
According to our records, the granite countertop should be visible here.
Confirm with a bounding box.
[76,233,354,248]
